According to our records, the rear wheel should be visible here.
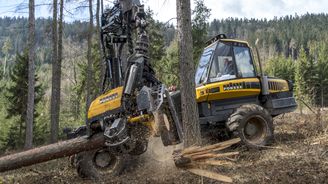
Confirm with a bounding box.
[226,104,274,149]
[75,148,126,180]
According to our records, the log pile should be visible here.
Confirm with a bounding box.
[173,138,241,183]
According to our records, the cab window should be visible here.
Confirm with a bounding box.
[195,45,215,85]
[209,43,237,82]
[233,46,256,77]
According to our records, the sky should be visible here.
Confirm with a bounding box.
[0,0,328,23]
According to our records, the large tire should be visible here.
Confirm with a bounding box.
[226,104,274,149]
[75,148,126,180]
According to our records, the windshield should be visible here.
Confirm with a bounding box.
[209,42,236,82]
[209,42,256,83]
[195,45,215,85]
[234,46,256,77]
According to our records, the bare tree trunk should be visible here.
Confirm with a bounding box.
[96,0,104,93]
[25,0,36,149]
[50,0,59,143]
[176,0,201,147]
[101,0,103,13]
[321,85,324,108]
[86,0,94,115]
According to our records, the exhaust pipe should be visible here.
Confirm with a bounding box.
[255,39,269,95]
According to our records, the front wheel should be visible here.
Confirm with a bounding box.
[75,148,127,180]
[226,104,274,149]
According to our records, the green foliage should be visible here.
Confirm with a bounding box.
[146,9,175,86]
[4,51,44,149]
[157,39,179,87]
[146,9,165,64]
[265,55,295,81]
[192,0,211,63]
[74,39,101,117]
[308,41,328,106]
[294,47,311,105]
[2,37,13,55]
[151,1,212,87]
[1,37,13,79]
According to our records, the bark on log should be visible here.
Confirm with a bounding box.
[0,134,105,173]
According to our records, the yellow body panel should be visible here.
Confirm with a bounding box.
[196,78,289,103]
[267,78,289,92]
[205,38,250,50]
[196,85,209,102]
[207,78,261,101]
[128,114,151,123]
[220,38,250,46]
[87,86,123,119]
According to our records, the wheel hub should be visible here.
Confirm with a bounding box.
[94,150,115,169]
[245,123,257,136]
[243,115,267,143]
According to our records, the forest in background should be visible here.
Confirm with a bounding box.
[0,1,328,151]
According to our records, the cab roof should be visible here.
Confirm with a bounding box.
[205,34,250,49]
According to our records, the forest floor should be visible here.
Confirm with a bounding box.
[0,112,328,184]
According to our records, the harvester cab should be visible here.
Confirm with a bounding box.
[196,34,257,86]
[191,34,297,148]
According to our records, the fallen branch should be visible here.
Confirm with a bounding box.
[187,168,233,183]
[191,152,239,161]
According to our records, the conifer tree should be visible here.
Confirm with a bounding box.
[316,42,328,107]
[192,0,211,62]
[294,47,309,112]
[265,55,295,81]
[5,51,43,149]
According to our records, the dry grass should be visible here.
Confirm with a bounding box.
[0,112,328,183]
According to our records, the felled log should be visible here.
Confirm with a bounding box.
[0,133,105,172]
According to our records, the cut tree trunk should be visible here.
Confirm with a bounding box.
[176,0,201,147]
[0,134,106,173]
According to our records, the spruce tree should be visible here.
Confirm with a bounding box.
[5,51,43,149]
[192,0,211,63]
[316,42,328,107]
[265,55,295,81]
[294,47,309,112]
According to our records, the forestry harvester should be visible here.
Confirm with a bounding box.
[67,0,183,179]
[0,0,297,180]
[68,0,297,177]
[174,34,297,148]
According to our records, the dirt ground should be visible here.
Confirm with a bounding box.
[1,112,328,184]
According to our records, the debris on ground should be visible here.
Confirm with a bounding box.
[0,112,327,183]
